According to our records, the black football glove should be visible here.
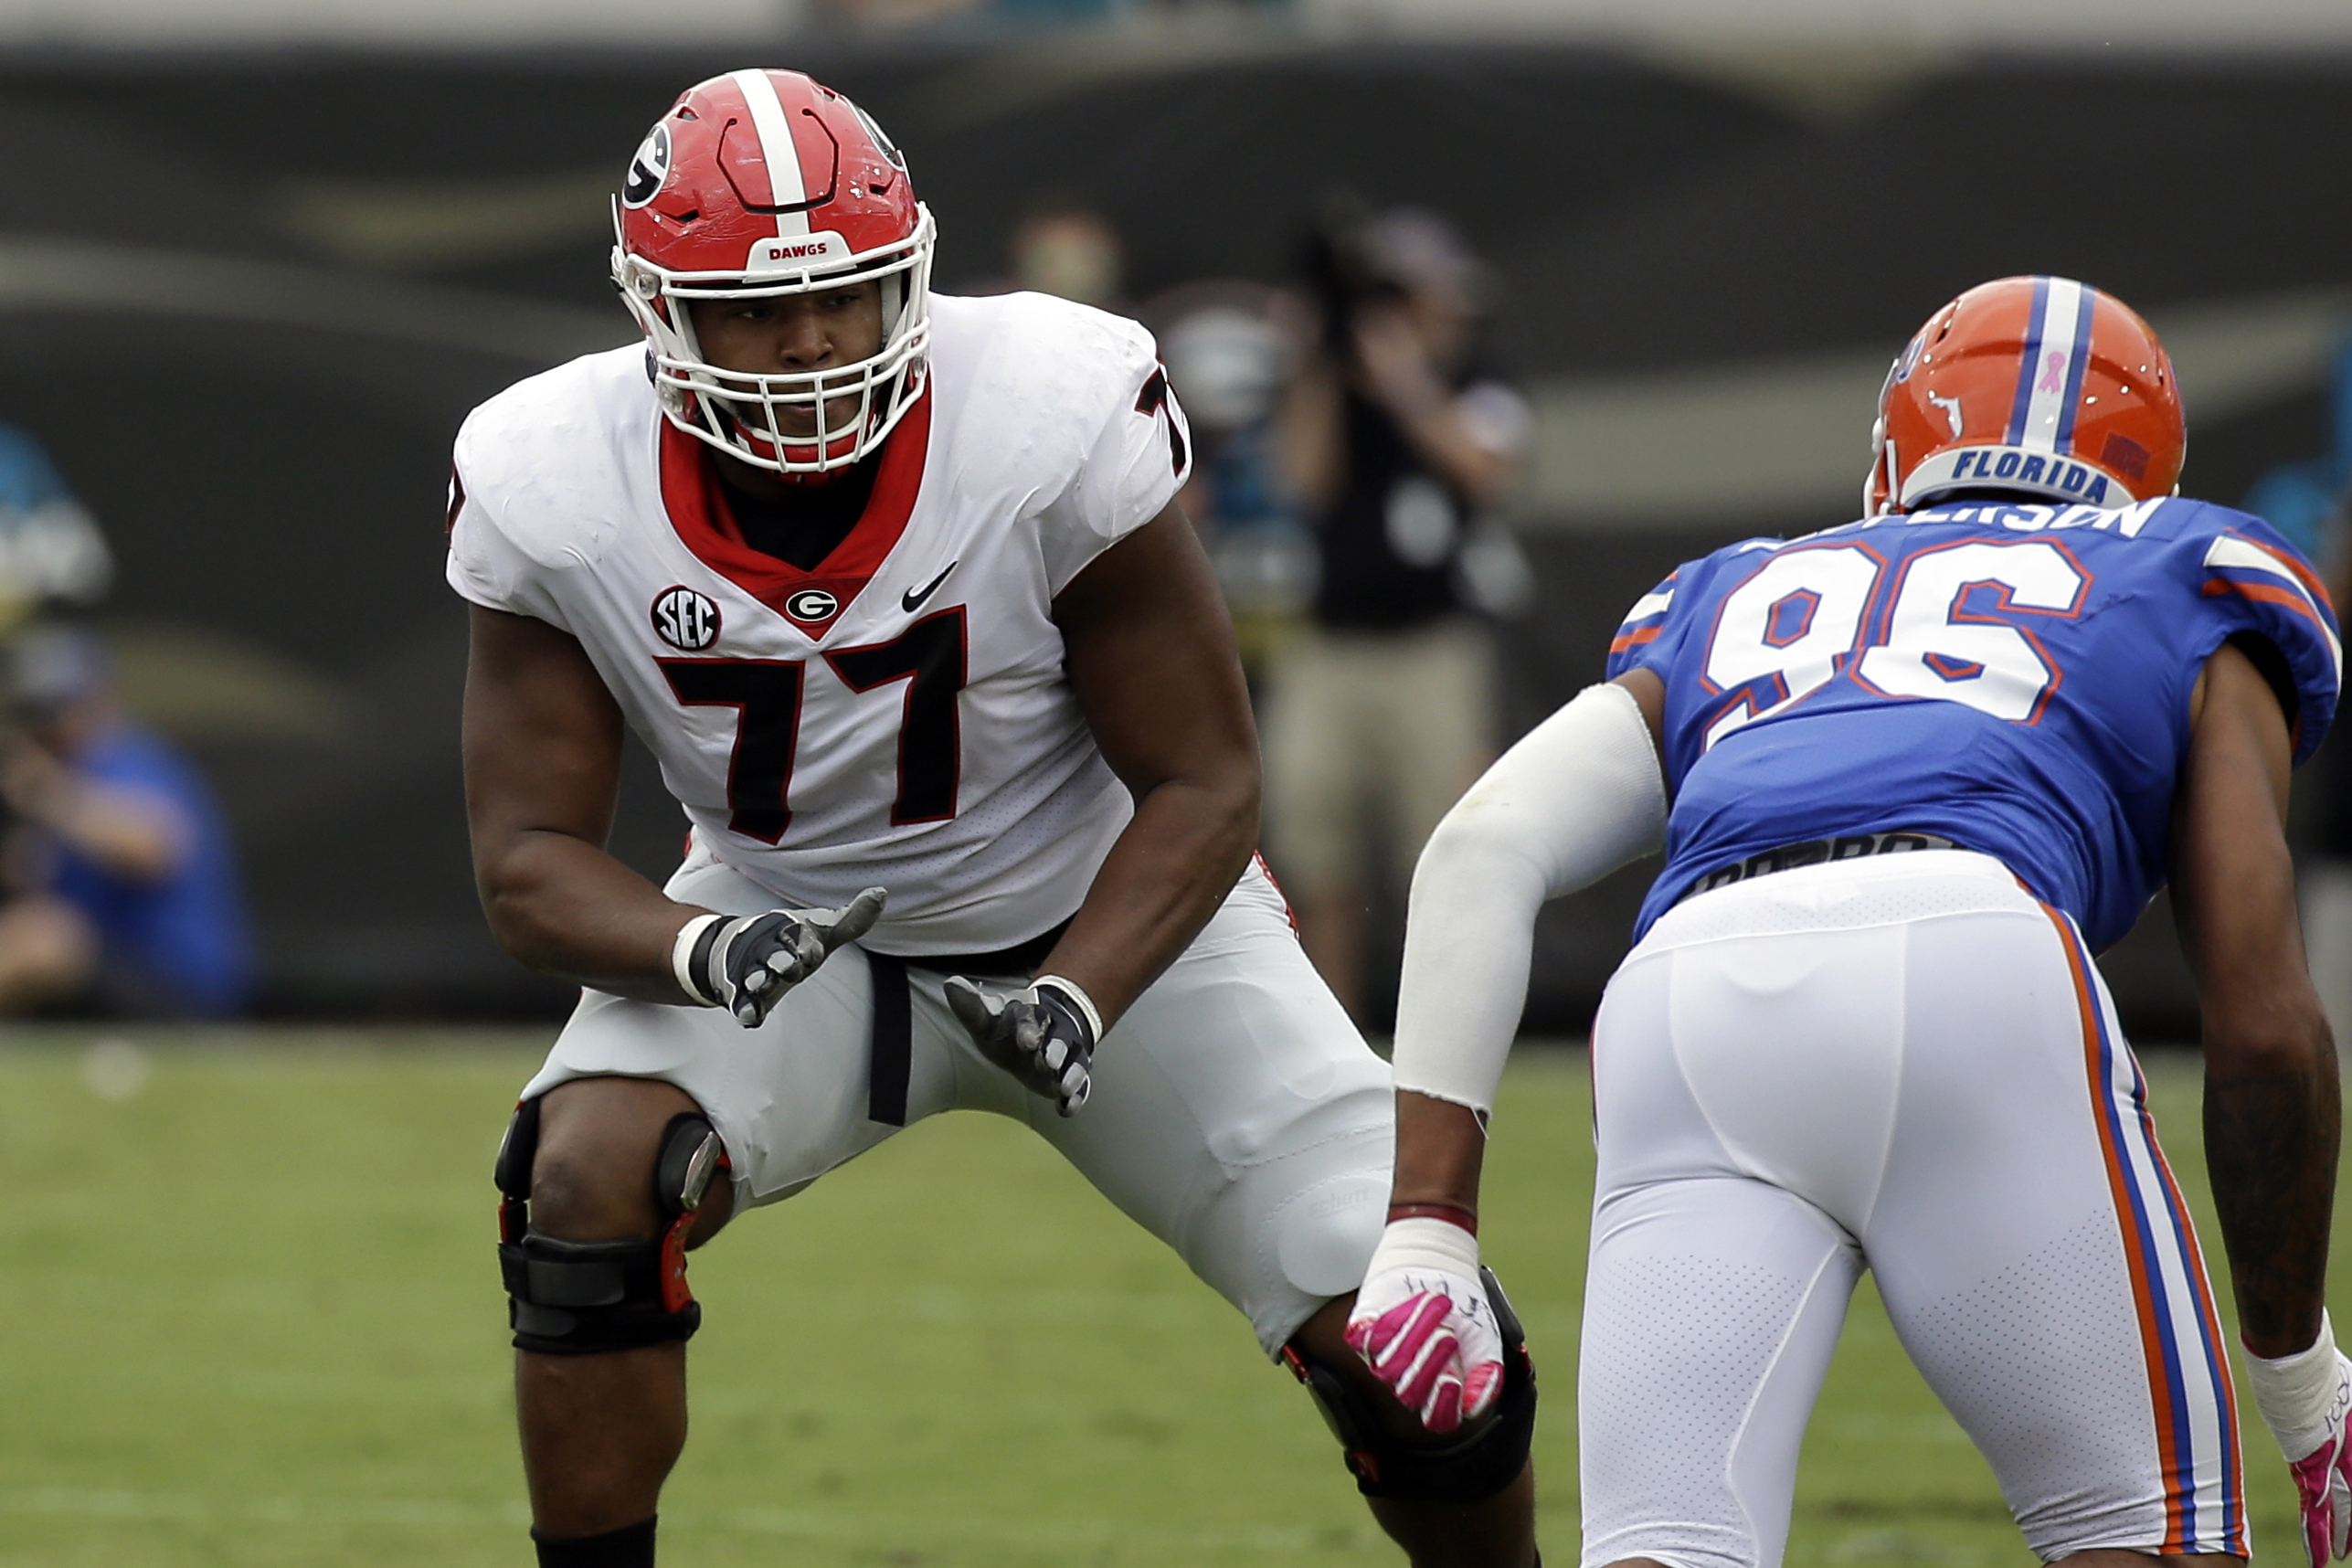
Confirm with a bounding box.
[943,974,1101,1117]
[677,888,886,1027]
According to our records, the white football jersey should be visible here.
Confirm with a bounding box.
[446,291,1194,955]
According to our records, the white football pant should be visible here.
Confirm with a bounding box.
[1581,850,2244,1568]
[523,853,1394,1355]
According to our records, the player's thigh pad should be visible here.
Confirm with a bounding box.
[949,861,1394,1355]
[1866,892,2245,1560]
[1591,851,2244,1564]
[520,853,912,1208]
[1581,865,1956,1568]
[1578,1171,1861,1568]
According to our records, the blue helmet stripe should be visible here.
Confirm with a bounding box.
[2054,289,2097,451]
[2004,275,2051,445]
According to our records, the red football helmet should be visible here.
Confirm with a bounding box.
[611,69,934,474]
[1865,276,2184,516]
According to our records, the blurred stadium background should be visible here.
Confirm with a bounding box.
[5,4,2352,1567]
[1,0,2350,1029]
[8,0,2352,1031]
[0,0,2342,1029]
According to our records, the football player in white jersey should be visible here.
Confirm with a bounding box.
[448,69,1541,1568]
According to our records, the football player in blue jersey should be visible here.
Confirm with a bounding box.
[1341,276,2349,1568]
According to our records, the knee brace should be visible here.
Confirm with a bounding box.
[1282,1266,1539,1503]
[493,1097,730,1356]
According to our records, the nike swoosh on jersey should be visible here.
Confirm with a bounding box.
[902,561,958,611]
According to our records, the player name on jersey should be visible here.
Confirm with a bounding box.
[1833,497,2165,537]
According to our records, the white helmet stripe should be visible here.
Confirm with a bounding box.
[2016,276,2086,453]
[730,68,811,238]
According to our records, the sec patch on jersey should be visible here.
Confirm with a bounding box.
[650,585,721,652]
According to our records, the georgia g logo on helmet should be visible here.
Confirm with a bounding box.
[622,122,673,210]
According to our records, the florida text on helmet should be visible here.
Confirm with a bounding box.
[1865,276,2184,519]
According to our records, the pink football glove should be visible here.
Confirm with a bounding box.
[1344,1216,1505,1435]
[2245,1316,2352,1568]
[2292,1416,2352,1568]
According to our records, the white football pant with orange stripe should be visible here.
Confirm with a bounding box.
[1580,849,2245,1568]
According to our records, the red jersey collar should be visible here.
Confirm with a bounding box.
[659,388,932,639]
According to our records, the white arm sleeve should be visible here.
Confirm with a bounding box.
[1391,681,1668,1118]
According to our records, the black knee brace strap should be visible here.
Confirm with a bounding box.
[494,1098,729,1356]
[501,1231,697,1355]
[1283,1266,1539,1503]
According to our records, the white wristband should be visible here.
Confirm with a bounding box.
[2246,1311,2348,1460]
[1364,1215,1482,1280]
[1033,974,1104,1042]
[671,914,726,1007]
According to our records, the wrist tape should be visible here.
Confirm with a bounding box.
[671,915,726,1007]
[1364,1215,1481,1281]
[2245,1310,2348,1460]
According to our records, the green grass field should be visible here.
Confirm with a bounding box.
[0,1031,2323,1566]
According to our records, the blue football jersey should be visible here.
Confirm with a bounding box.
[1607,495,2341,948]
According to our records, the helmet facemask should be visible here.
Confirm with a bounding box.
[615,204,935,476]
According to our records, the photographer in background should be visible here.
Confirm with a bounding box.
[1147,280,1312,686]
[0,625,249,1018]
[1265,207,1531,1022]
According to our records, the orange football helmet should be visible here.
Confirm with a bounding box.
[1865,276,2183,516]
